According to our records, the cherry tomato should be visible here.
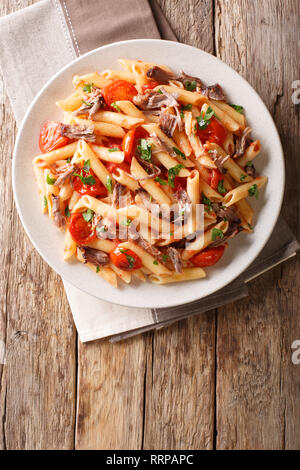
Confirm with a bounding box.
[107,138,122,151]
[210,169,223,190]
[39,121,70,153]
[198,118,227,145]
[68,213,96,245]
[103,80,138,106]
[173,176,187,191]
[73,168,107,197]
[122,127,149,163]
[141,81,159,94]
[110,247,142,271]
[191,246,225,267]
[105,161,131,174]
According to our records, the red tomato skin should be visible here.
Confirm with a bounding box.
[103,80,138,106]
[39,121,70,153]
[110,247,142,271]
[106,161,131,174]
[197,118,227,146]
[210,169,223,190]
[73,169,107,197]
[107,139,122,151]
[141,81,159,94]
[122,129,136,163]
[191,246,225,268]
[68,213,96,245]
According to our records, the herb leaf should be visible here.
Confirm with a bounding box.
[106,175,113,193]
[83,159,91,172]
[44,196,48,207]
[82,99,93,108]
[167,164,184,188]
[119,248,135,269]
[73,173,96,185]
[65,206,70,218]
[121,218,132,227]
[217,180,227,194]
[172,146,186,160]
[201,193,213,212]
[181,103,192,111]
[108,148,119,152]
[196,106,215,130]
[111,102,121,112]
[246,161,253,167]
[154,177,167,186]
[138,139,152,162]
[212,228,224,241]
[230,104,244,114]
[153,260,159,265]
[240,174,246,182]
[82,208,94,222]
[83,83,93,93]
[185,80,197,91]
[46,174,56,185]
[96,266,100,273]
[248,183,259,199]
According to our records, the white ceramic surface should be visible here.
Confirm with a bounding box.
[12,39,285,309]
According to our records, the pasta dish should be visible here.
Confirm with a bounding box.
[32,59,267,287]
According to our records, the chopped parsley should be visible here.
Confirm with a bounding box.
[248,223,253,230]
[121,218,132,227]
[161,254,169,262]
[172,146,186,160]
[153,260,159,265]
[229,104,244,114]
[108,148,119,152]
[96,266,100,273]
[184,80,197,91]
[240,174,246,182]
[83,159,91,172]
[111,101,121,112]
[246,161,254,167]
[46,174,56,185]
[82,208,94,222]
[154,177,167,186]
[119,249,135,269]
[248,183,259,199]
[201,193,213,212]
[83,83,93,93]
[43,196,48,207]
[106,175,113,193]
[180,111,184,119]
[167,164,184,188]
[82,99,93,108]
[66,157,71,163]
[212,228,224,241]
[73,172,96,186]
[217,180,227,194]
[181,103,192,111]
[196,106,215,130]
[157,88,163,94]
[138,139,152,162]
[65,206,70,218]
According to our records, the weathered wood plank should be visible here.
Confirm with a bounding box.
[142,0,216,451]
[75,336,147,449]
[0,0,76,450]
[215,0,300,450]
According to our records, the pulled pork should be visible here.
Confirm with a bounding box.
[167,247,182,273]
[211,203,242,246]
[78,246,109,266]
[209,150,230,174]
[60,123,96,142]
[133,87,179,111]
[51,195,65,229]
[112,182,126,208]
[235,127,252,157]
[73,88,105,119]
[159,111,178,137]
[53,164,77,187]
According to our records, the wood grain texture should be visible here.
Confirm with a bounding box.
[215,0,300,450]
[0,0,76,450]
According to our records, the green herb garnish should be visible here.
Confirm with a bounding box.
[180,111,184,119]
[212,228,224,241]
[181,104,192,111]
[153,260,159,265]
[167,164,184,188]
[83,159,91,172]
[46,174,56,185]
[65,206,70,218]
[121,218,132,227]
[108,148,119,152]
[82,208,94,222]
[157,88,163,94]
[96,266,100,273]
[119,249,135,269]
[111,101,121,112]
[82,99,93,108]
[106,175,113,193]
[83,83,93,93]
[172,146,186,160]
[138,139,152,162]
[248,183,259,199]
[217,180,227,194]
[161,254,169,262]
[43,196,48,207]
[196,106,215,130]
[201,193,213,212]
[246,161,253,167]
[185,80,197,91]
[154,177,167,186]
[73,173,96,185]
[229,104,244,114]
[240,174,246,182]
[66,157,71,163]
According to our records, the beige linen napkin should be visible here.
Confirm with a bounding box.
[0,0,298,342]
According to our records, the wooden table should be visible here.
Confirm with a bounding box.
[0,0,299,450]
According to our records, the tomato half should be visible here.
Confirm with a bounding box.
[110,247,142,271]
[73,168,107,197]
[103,80,138,106]
[210,169,223,190]
[122,126,148,163]
[39,121,70,153]
[198,118,227,145]
[68,213,96,245]
[191,246,225,267]
[141,81,159,94]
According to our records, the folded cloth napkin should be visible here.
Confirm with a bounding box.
[0,0,299,342]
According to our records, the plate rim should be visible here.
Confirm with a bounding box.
[12,39,285,308]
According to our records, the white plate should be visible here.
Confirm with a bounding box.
[12,39,284,309]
